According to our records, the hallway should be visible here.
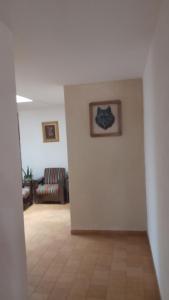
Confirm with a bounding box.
[25,205,160,300]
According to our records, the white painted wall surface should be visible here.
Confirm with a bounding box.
[18,105,68,179]
[143,1,169,299]
[0,22,27,300]
[65,79,146,231]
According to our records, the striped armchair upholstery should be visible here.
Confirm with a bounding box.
[44,168,65,184]
[35,168,67,204]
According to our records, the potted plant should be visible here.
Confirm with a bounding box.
[22,167,33,183]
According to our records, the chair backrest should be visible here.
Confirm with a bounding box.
[44,168,66,184]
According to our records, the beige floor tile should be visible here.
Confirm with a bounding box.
[106,294,126,300]
[91,270,110,286]
[47,286,70,300]
[24,204,160,300]
[87,285,108,299]
[35,279,55,294]
[30,292,48,300]
[68,296,86,300]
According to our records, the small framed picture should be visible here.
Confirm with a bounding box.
[89,100,122,137]
[42,121,59,142]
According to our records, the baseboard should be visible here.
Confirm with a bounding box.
[71,229,147,236]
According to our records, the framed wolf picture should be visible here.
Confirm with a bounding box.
[89,100,122,137]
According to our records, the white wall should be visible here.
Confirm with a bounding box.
[0,22,27,300]
[18,105,68,179]
[65,79,146,231]
[143,1,169,299]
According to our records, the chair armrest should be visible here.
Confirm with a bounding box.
[58,176,68,189]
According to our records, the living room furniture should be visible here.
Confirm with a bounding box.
[22,180,33,210]
[34,168,68,204]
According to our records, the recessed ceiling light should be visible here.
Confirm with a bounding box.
[16,95,33,103]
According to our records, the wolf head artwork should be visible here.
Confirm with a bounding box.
[95,106,115,130]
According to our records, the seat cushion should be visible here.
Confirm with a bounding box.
[36,184,59,195]
[22,187,30,199]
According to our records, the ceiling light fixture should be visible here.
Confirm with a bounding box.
[16,95,33,103]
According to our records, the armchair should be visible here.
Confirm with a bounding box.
[34,168,68,204]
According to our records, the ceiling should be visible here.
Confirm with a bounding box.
[1,0,161,107]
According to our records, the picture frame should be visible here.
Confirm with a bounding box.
[42,121,59,143]
[89,100,122,137]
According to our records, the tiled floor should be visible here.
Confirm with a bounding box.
[24,204,160,300]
